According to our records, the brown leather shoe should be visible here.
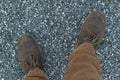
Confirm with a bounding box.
[77,11,105,47]
[17,34,44,74]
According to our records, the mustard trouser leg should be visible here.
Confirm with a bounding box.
[64,42,101,80]
[23,68,48,80]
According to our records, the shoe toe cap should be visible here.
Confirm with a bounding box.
[18,34,35,45]
[91,11,105,26]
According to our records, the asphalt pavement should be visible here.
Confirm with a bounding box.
[0,0,120,80]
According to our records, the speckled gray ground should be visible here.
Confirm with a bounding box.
[0,0,120,80]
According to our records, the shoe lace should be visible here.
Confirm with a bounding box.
[30,52,39,68]
[26,51,43,70]
[83,24,103,45]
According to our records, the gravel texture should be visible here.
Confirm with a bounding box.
[0,0,120,80]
